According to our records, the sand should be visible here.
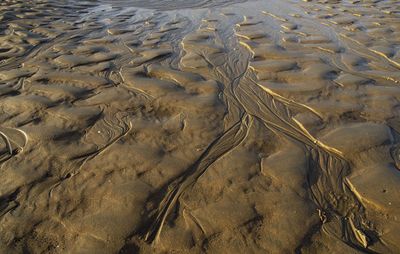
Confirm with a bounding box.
[0,0,399,253]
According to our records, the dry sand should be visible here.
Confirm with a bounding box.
[0,0,400,253]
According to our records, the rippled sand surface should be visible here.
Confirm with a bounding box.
[1,0,400,253]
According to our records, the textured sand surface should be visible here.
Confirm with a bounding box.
[0,0,400,253]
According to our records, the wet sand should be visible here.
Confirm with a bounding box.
[0,0,400,253]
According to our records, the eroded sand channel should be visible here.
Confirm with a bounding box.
[0,0,400,253]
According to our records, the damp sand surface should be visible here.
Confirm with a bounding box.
[1,0,400,253]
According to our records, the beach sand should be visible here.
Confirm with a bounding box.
[0,0,400,253]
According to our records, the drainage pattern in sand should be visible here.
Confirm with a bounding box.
[0,0,400,253]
